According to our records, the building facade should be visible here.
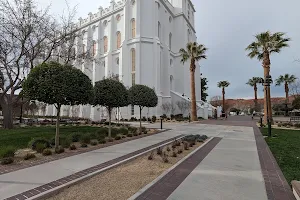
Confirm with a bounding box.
[46,0,209,121]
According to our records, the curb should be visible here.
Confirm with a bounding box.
[128,136,215,200]
[28,135,185,200]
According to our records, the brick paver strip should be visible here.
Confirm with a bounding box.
[4,134,182,200]
[0,129,168,175]
[199,117,296,200]
[135,137,222,200]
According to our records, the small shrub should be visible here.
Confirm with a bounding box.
[89,133,98,140]
[71,133,81,142]
[152,116,157,123]
[91,141,98,146]
[277,123,282,127]
[167,146,171,152]
[108,138,114,143]
[28,138,50,150]
[127,133,133,137]
[97,127,109,136]
[99,140,107,144]
[61,137,72,148]
[1,157,14,165]
[294,124,300,128]
[24,153,36,160]
[69,144,77,150]
[0,146,16,158]
[172,151,177,157]
[119,127,128,135]
[80,135,91,144]
[55,146,65,154]
[184,142,189,150]
[178,148,183,154]
[128,126,138,134]
[42,149,52,156]
[162,152,169,163]
[81,143,88,148]
[115,135,122,140]
[36,143,46,153]
[148,151,154,160]
[122,135,126,138]
[157,147,163,155]
[133,133,138,137]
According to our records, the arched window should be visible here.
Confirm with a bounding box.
[92,40,96,57]
[158,22,161,38]
[131,19,136,38]
[131,48,136,85]
[82,44,86,54]
[103,36,108,53]
[116,32,121,49]
[169,33,172,50]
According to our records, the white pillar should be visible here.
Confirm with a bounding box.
[203,103,209,120]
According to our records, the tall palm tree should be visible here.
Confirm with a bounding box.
[246,77,264,111]
[180,42,207,121]
[217,81,230,113]
[245,31,290,122]
[275,74,297,102]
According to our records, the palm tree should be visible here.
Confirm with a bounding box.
[180,42,207,121]
[246,77,264,111]
[217,81,230,113]
[245,31,290,122]
[275,74,297,102]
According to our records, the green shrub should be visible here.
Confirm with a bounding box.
[127,133,133,137]
[152,116,157,122]
[69,144,77,150]
[1,157,14,165]
[91,141,98,146]
[157,147,163,155]
[128,126,138,134]
[115,134,122,140]
[148,151,154,160]
[55,146,65,154]
[118,127,128,135]
[99,140,106,144]
[0,146,16,158]
[70,133,81,142]
[24,153,36,160]
[97,127,109,136]
[294,124,300,128]
[80,135,91,144]
[172,151,177,157]
[111,128,120,138]
[36,143,46,153]
[81,143,88,148]
[89,133,98,140]
[133,133,138,137]
[28,138,50,150]
[61,137,72,148]
[42,149,52,156]
[278,123,282,127]
[108,138,114,143]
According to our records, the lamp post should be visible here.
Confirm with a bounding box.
[264,75,272,137]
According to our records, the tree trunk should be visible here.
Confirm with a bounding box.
[139,106,142,134]
[285,82,289,103]
[222,88,225,112]
[108,107,112,138]
[55,104,61,149]
[190,59,197,121]
[254,85,258,111]
[1,100,14,129]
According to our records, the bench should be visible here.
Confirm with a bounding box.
[290,116,300,123]
[292,181,300,200]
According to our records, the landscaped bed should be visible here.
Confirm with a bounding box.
[0,125,159,173]
[46,135,207,200]
[262,128,300,185]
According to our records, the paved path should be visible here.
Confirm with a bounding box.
[0,131,183,200]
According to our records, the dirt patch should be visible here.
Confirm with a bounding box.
[46,141,203,200]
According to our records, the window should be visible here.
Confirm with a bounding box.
[92,40,96,57]
[116,14,121,21]
[170,59,173,66]
[131,48,136,86]
[169,33,172,50]
[187,29,190,42]
[131,19,136,38]
[158,22,161,38]
[82,44,86,54]
[117,32,121,49]
[103,36,108,53]
[188,11,190,19]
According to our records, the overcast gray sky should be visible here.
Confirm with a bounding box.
[39,0,300,99]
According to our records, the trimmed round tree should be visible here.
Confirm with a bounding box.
[93,79,128,138]
[128,85,158,133]
[22,62,93,148]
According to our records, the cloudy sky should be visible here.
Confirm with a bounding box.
[39,0,300,100]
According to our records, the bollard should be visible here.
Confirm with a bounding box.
[160,118,163,130]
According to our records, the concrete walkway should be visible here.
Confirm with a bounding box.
[167,124,268,200]
[0,131,182,199]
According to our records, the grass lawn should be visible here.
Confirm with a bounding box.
[262,128,300,184]
[0,126,100,150]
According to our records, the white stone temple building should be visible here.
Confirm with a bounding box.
[45,0,213,121]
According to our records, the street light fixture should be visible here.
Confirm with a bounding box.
[264,75,272,137]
